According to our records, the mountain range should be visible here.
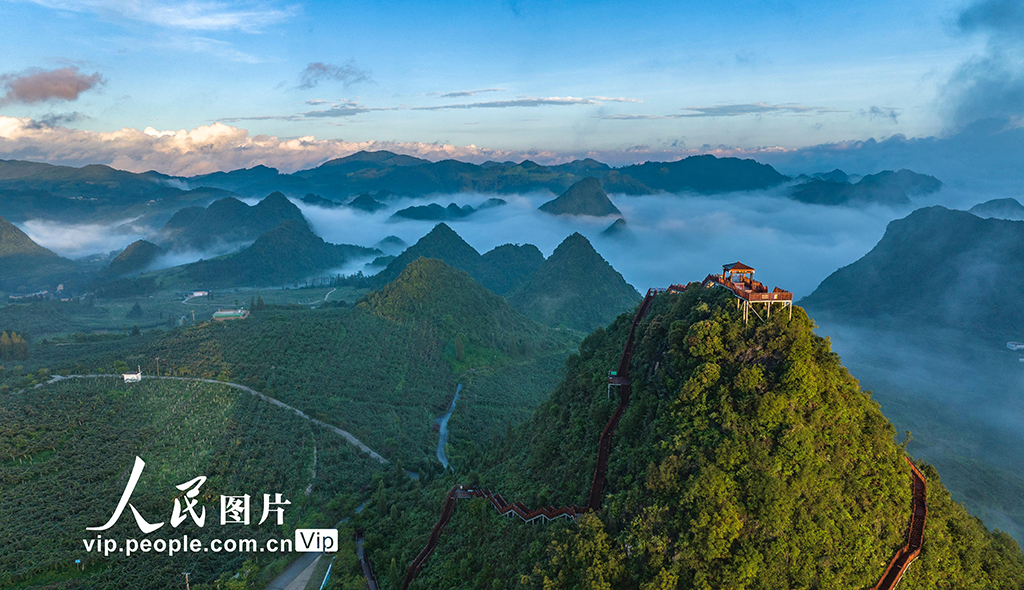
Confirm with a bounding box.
[0,151,798,224]
[390,198,506,222]
[507,232,640,331]
[791,169,943,207]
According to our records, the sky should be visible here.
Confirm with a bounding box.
[0,0,1022,175]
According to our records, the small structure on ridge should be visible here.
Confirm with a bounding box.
[703,262,793,323]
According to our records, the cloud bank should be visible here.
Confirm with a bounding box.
[0,115,799,175]
[0,67,105,105]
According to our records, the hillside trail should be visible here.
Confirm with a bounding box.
[397,286,928,590]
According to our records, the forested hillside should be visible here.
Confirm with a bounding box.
[508,232,640,332]
[357,286,1024,589]
[0,214,82,292]
[185,220,379,286]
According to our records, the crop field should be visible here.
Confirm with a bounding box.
[0,284,369,340]
[0,377,381,589]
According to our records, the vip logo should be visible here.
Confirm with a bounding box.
[294,529,338,553]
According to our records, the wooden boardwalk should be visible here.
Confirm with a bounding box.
[872,458,928,590]
[397,283,928,590]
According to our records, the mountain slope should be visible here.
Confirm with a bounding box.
[508,232,640,331]
[361,287,1024,590]
[92,239,164,282]
[0,215,78,291]
[0,215,59,262]
[186,219,378,286]
[370,223,483,287]
[801,206,1024,340]
[538,177,622,217]
[477,243,545,296]
[360,257,567,354]
[151,192,307,251]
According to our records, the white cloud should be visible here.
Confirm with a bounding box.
[0,115,811,175]
[24,0,298,32]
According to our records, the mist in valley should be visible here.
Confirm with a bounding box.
[294,187,918,297]
[14,180,1024,541]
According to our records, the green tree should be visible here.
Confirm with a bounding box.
[455,334,465,362]
[376,480,387,515]
[389,557,399,588]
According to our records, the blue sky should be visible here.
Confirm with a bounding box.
[0,0,1019,174]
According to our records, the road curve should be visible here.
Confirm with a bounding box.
[41,374,389,464]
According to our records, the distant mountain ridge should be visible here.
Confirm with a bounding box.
[223,151,792,199]
[969,198,1024,220]
[802,205,1024,339]
[150,191,307,252]
[792,169,942,207]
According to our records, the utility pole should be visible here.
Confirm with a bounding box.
[155,357,160,377]
[192,310,195,324]
[183,572,191,590]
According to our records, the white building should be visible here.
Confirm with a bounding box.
[123,366,142,383]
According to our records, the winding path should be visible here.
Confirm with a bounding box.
[39,374,389,464]
[397,285,929,590]
[400,288,662,590]
[872,458,928,590]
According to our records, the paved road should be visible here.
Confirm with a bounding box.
[265,552,321,590]
[42,374,389,464]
